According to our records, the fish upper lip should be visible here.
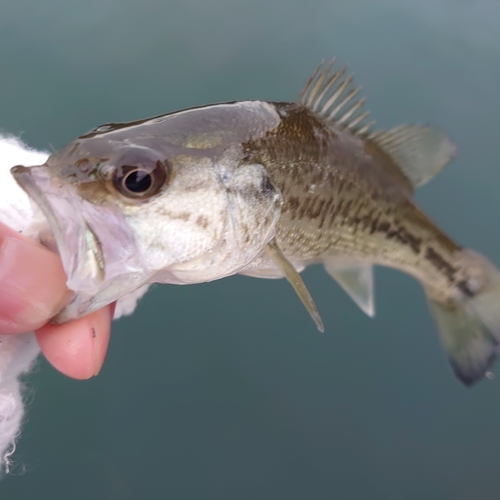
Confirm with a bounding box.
[11,165,109,324]
[11,164,105,293]
[11,164,153,323]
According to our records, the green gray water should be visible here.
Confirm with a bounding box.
[1,0,500,498]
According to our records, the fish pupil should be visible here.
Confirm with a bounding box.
[124,169,152,193]
[112,158,168,199]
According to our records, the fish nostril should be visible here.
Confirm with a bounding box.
[75,158,92,173]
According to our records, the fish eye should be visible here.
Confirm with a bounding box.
[112,159,169,199]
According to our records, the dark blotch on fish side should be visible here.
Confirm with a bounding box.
[457,279,476,298]
[318,198,334,229]
[340,200,353,224]
[285,196,300,219]
[328,200,344,227]
[195,215,209,229]
[304,197,326,220]
[385,226,422,254]
[377,221,391,232]
[361,213,423,254]
[369,213,380,234]
[425,246,458,281]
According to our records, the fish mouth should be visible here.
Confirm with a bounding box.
[11,165,146,323]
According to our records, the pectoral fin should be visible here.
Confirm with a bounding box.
[265,240,324,332]
[324,258,375,317]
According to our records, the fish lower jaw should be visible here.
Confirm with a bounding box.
[166,265,233,285]
[163,253,248,284]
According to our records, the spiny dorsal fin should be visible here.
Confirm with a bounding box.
[265,239,324,332]
[369,125,456,188]
[298,59,375,136]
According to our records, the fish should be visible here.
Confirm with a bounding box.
[10,58,500,387]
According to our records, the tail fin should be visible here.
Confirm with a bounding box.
[427,250,500,386]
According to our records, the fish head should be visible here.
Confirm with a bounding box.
[11,136,282,323]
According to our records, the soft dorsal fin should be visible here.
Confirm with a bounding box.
[298,59,375,135]
[265,239,324,332]
[369,125,456,188]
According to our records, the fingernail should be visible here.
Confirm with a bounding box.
[0,236,70,332]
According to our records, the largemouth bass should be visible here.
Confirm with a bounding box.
[11,59,500,386]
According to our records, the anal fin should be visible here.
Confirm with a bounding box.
[265,240,324,332]
[324,258,375,317]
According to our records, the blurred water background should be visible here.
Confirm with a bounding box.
[1,0,500,498]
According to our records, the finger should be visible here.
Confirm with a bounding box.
[35,304,114,380]
[0,222,71,334]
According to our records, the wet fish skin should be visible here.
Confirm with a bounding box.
[12,101,288,319]
[11,60,500,386]
[241,102,463,300]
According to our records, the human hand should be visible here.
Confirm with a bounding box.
[0,221,112,379]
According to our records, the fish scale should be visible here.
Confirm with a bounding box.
[10,58,500,386]
[244,103,460,296]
